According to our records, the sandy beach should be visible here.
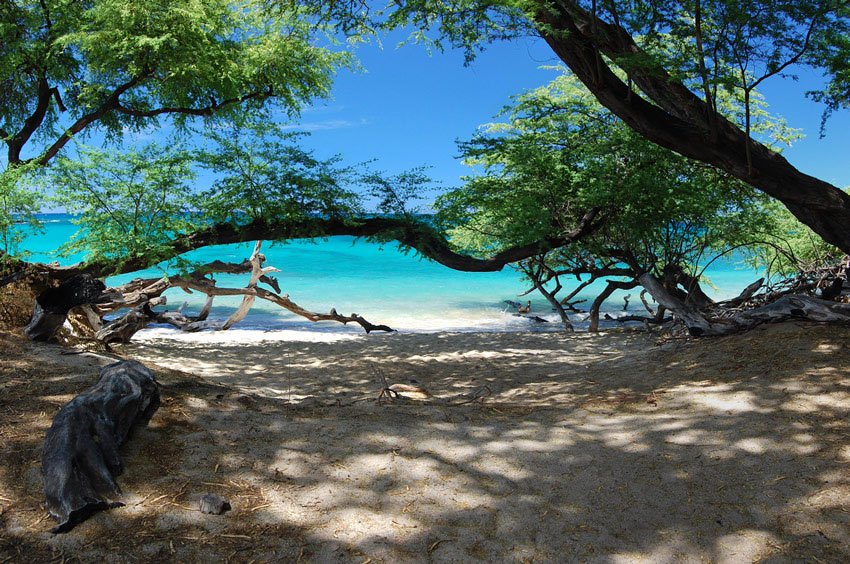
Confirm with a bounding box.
[2,323,849,562]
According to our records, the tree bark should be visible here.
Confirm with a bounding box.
[4,209,605,288]
[534,2,850,254]
[588,280,638,332]
[89,249,395,344]
[637,273,719,336]
[24,274,108,341]
[638,272,850,335]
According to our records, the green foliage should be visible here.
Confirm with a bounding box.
[361,167,432,217]
[194,120,363,227]
[623,3,848,95]
[283,0,532,62]
[0,163,43,258]
[741,199,846,278]
[0,0,351,159]
[438,69,772,276]
[0,0,354,261]
[50,144,195,270]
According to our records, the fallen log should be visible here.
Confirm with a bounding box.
[639,272,850,336]
[42,360,160,533]
[88,241,394,343]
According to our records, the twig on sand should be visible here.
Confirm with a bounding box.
[428,539,452,554]
[371,364,491,406]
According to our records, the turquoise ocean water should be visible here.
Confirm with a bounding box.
[16,214,763,334]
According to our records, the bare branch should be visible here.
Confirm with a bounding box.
[36,74,150,165]
[114,90,271,119]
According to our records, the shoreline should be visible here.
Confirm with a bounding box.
[129,307,658,343]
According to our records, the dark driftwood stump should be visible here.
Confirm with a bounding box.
[25,274,106,341]
[42,360,160,533]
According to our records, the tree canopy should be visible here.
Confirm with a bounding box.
[436,68,791,329]
[2,0,849,339]
[300,0,850,254]
[0,0,350,166]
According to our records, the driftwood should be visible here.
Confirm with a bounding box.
[25,274,108,341]
[76,241,393,344]
[42,360,160,533]
[639,272,850,336]
[721,277,765,307]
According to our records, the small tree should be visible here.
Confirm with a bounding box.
[438,69,778,330]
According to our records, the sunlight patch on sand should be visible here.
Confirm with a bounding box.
[135,327,362,344]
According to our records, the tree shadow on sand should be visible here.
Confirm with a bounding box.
[1,322,848,562]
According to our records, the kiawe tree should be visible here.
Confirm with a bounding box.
[0,0,347,166]
[309,0,850,253]
[439,69,781,332]
[0,0,374,338]
[0,0,349,272]
[4,0,850,340]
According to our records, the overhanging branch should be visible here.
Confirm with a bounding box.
[114,89,272,118]
[17,209,605,283]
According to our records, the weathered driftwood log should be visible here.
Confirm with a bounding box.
[42,360,160,533]
[87,241,394,343]
[721,277,765,307]
[25,274,107,341]
[94,298,180,344]
[639,272,850,336]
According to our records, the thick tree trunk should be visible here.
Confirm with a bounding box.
[638,272,850,335]
[42,360,160,533]
[535,2,850,254]
[588,280,638,332]
[662,264,715,309]
[24,274,108,341]
[637,273,719,336]
[540,286,574,331]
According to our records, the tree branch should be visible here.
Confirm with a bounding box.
[534,1,850,253]
[36,74,151,165]
[114,89,272,118]
[21,208,605,283]
[7,75,52,164]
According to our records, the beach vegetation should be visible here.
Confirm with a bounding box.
[303,0,850,255]
[437,69,787,330]
[0,163,43,259]
[2,1,850,340]
[0,0,350,265]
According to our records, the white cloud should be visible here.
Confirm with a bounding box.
[279,118,369,132]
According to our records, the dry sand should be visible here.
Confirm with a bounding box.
[1,322,849,562]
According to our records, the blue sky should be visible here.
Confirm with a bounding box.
[295,29,850,202]
[294,31,562,203]
[40,28,850,211]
